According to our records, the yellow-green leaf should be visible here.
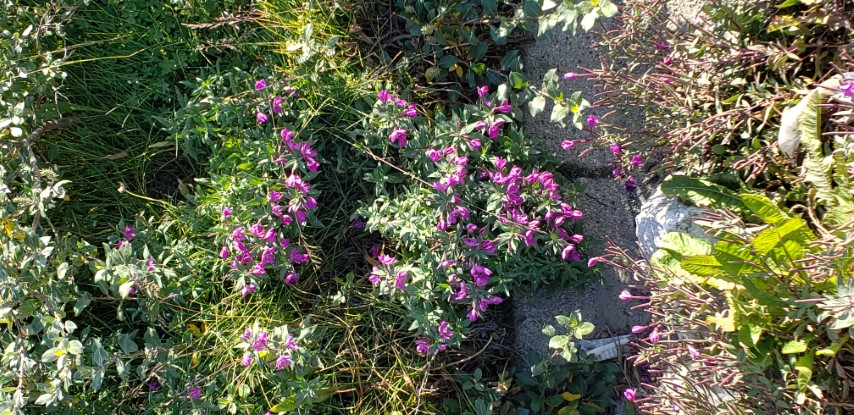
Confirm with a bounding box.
[561,391,582,401]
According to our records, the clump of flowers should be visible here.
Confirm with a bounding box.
[236,323,309,373]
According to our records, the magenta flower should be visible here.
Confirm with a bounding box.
[630,154,643,166]
[469,138,481,150]
[240,328,252,341]
[394,271,408,290]
[619,290,633,301]
[648,328,660,343]
[623,388,637,402]
[255,79,267,91]
[470,263,492,286]
[378,89,390,103]
[241,352,253,366]
[268,190,282,204]
[290,248,309,264]
[284,333,298,350]
[124,226,136,239]
[561,244,576,261]
[625,177,636,192]
[403,104,417,118]
[494,100,512,113]
[219,246,230,259]
[250,222,265,238]
[438,321,452,340]
[688,345,701,360]
[477,85,489,98]
[612,167,622,177]
[662,56,673,66]
[149,381,159,391]
[275,353,292,370]
[660,76,672,84]
[252,331,269,351]
[389,128,407,147]
[474,120,487,130]
[415,338,430,355]
[256,111,269,124]
[187,386,202,400]
[241,283,257,298]
[654,41,669,51]
[841,80,854,97]
[561,140,575,150]
[281,128,294,142]
[487,121,505,139]
[609,144,621,155]
[467,308,479,322]
[378,254,396,265]
[223,207,232,219]
[284,271,299,285]
[631,325,646,334]
[272,96,285,113]
[452,282,469,300]
[352,218,365,229]
[147,258,155,272]
[563,72,578,80]
[427,149,442,162]
[250,263,266,276]
[586,114,599,128]
[587,257,600,268]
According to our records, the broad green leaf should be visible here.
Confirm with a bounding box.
[794,352,814,401]
[752,218,812,256]
[542,324,556,336]
[658,232,714,260]
[561,391,582,401]
[680,255,724,276]
[509,72,529,89]
[530,96,547,118]
[741,194,788,225]
[551,103,569,127]
[118,332,139,355]
[661,175,745,210]
[816,336,848,357]
[713,241,763,276]
[575,322,595,338]
[270,396,298,412]
[599,0,619,17]
[549,334,569,349]
[481,0,498,16]
[782,340,807,354]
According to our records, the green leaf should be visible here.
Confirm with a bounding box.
[816,336,848,357]
[542,324,556,336]
[713,241,763,276]
[782,340,808,354]
[549,334,570,350]
[270,396,298,413]
[794,352,814,399]
[661,175,745,210]
[530,96,547,118]
[599,0,619,17]
[574,322,594,338]
[118,332,139,355]
[551,103,569,127]
[741,194,788,225]
[509,72,529,89]
[752,218,812,257]
[680,255,724,276]
[481,0,498,16]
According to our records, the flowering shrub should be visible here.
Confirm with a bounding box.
[357,84,596,352]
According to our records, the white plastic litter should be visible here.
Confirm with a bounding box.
[578,334,632,362]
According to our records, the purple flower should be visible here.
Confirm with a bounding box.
[275,353,292,370]
[402,104,417,118]
[352,218,365,229]
[688,345,701,360]
[415,338,430,355]
[253,332,269,351]
[586,114,599,128]
[427,149,442,162]
[662,56,673,66]
[587,257,600,267]
[477,85,489,98]
[494,100,512,113]
[241,351,253,366]
[466,223,478,233]
[223,207,232,219]
[284,271,299,285]
[654,41,669,51]
[624,388,637,402]
[285,333,298,350]
[630,154,643,166]
[241,283,257,298]
[269,190,282,203]
[124,226,136,239]
[487,121,504,139]
[625,177,636,192]
[452,282,469,300]
[469,139,481,150]
[648,328,660,343]
[250,263,266,276]
[147,258,155,272]
[255,79,267,91]
[369,244,380,257]
[272,96,285,113]
[394,271,408,290]
[250,222,265,238]
[561,140,575,150]
[148,381,159,391]
[561,244,576,260]
[631,325,646,334]
[281,128,294,142]
[619,290,633,301]
[438,321,452,340]
[220,246,230,259]
[467,308,479,322]
[187,386,202,400]
[474,120,487,130]
[612,167,622,177]
[841,80,854,97]
[256,111,269,124]
[470,263,492,286]
[563,72,578,80]
[290,248,309,264]
[378,254,396,265]
[241,328,252,341]
[609,144,621,155]
[389,128,407,147]
[660,76,672,84]
[378,89,390,103]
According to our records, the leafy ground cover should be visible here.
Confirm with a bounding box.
[3,0,853,414]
